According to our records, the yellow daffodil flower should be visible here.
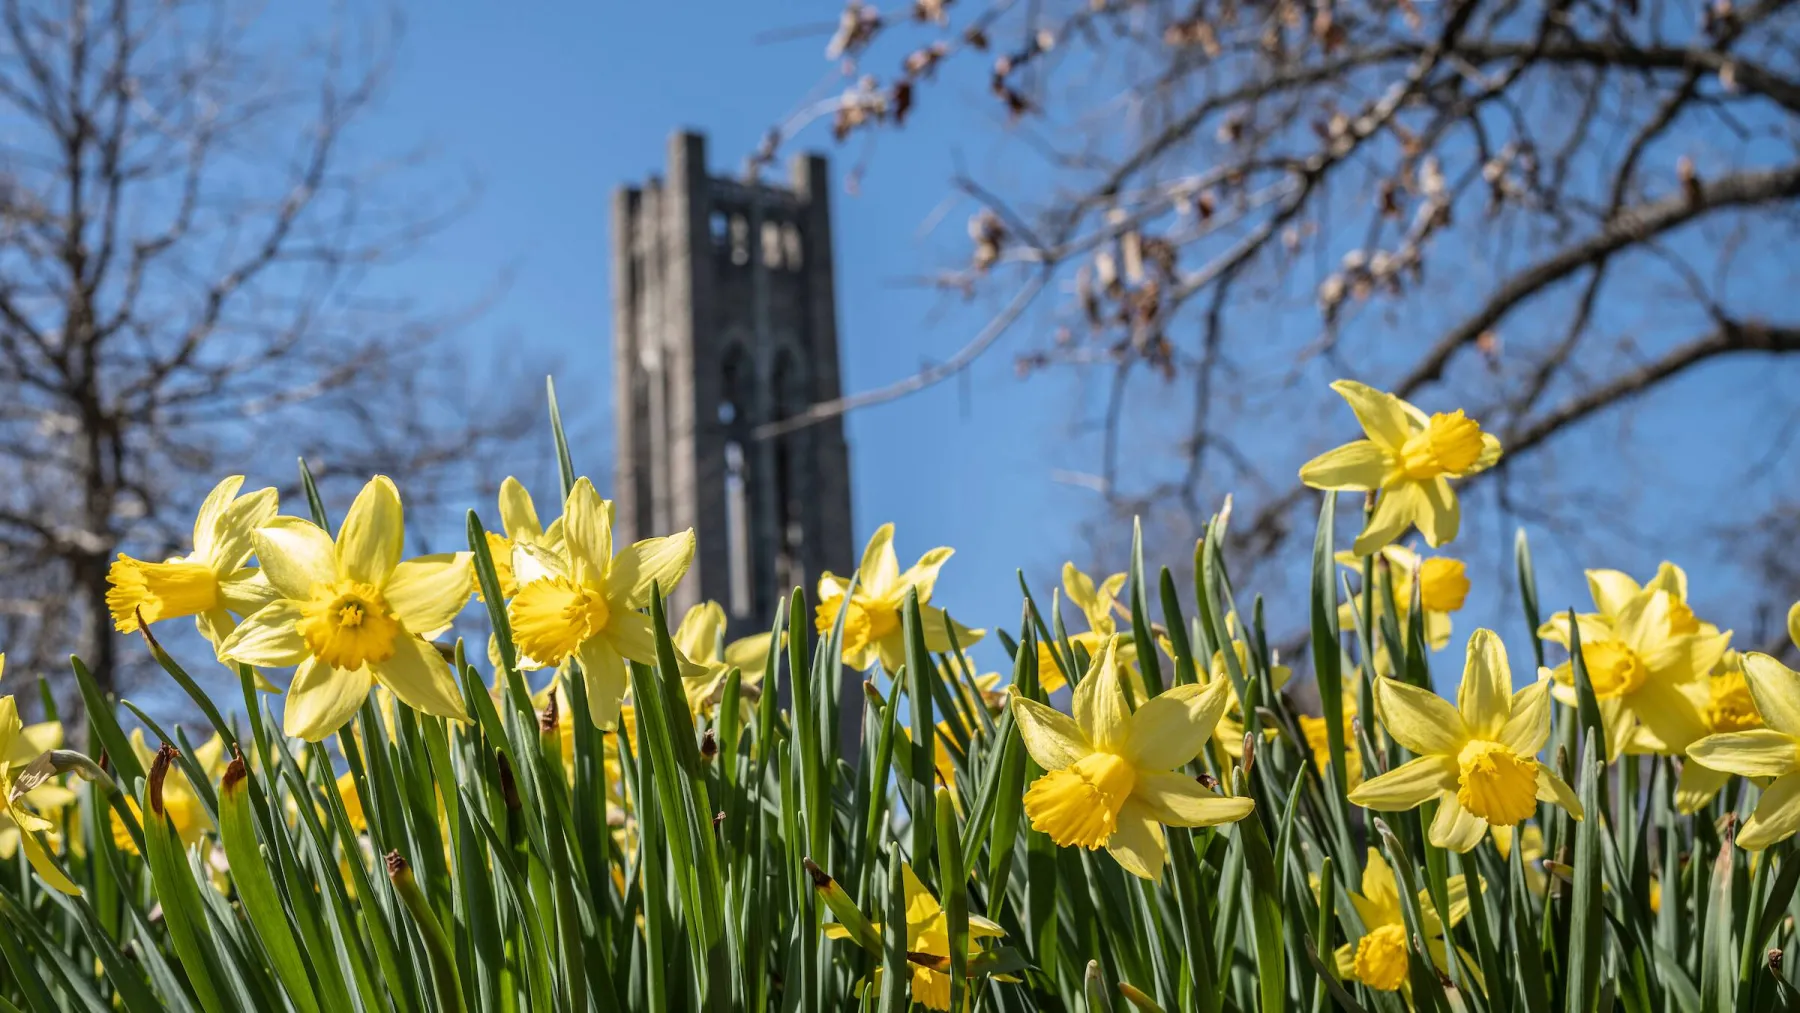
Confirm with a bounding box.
[1036,562,1125,693]
[1687,653,1800,850]
[506,477,696,730]
[672,601,770,717]
[1336,545,1469,665]
[1299,380,1502,554]
[823,862,1006,1010]
[1300,685,1363,790]
[483,476,567,600]
[1350,629,1581,852]
[218,476,475,741]
[1009,636,1255,879]
[1671,652,1764,812]
[112,729,225,852]
[1332,848,1473,993]
[816,524,983,672]
[0,694,78,893]
[107,476,283,689]
[1541,585,1730,762]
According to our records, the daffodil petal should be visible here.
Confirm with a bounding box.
[1008,694,1089,771]
[1298,440,1391,491]
[1457,629,1511,740]
[1743,653,1800,738]
[1740,772,1800,851]
[1674,761,1732,815]
[1498,678,1553,756]
[498,476,544,540]
[1349,756,1458,811]
[1686,729,1800,779]
[1353,482,1425,556]
[218,569,280,616]
[385,554,475,634]
[858,523,900,598]
[1626,676,1710,755]
[512,541,569,586]
[1073,638,1130,753]
[1412,477,1460,548]
[576,638,630,730]
[1428,797,1489,853]
[337,476,404,585]
[254,518,338,600]
[606,531,698,607]
[895,546,954,603]
[1330,379,1415,449]
[205,485,279,575]
[283,658,371,741]
[1534,763,1582,820]
[1122,680,1232,770]
[1788,602,1800,655]
[1641,630,1732,686]
[562,479,613,581]
[216,602,310,667]
[1373,677,1467,756]
[1132,770,1255,827]
[190,476,246,557]
[16,816,79,895]
[1584,570,1642,619]
[1103,798,1166,881]
[372,636,469,724]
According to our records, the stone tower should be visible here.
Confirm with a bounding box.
[612,131,855,638]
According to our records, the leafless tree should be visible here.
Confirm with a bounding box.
[760,0,1800,625]
[0,0,530,712]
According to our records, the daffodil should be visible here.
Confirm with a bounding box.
[0,693,78,893]
[505,478,696,730]
[816,524,983,672]
[1299,380,1502,554]
[1300,685,1363,790]
[0,660,75,868]
[1336,545,1469,665]
[1672,652,1764,812]
[483,476,566,600]
[1009,635,1255,879]
[218,476,475,741]
[107,476,282,682]
[823,862,1006,1010]
[671,601,770,717]
[1541,584,1730,761]
[1037,562,1125,693]
[1331,848,1473,993]
[1206,639,1291,760]
[1349,629,1581,852]
[1687,654,1800,850]
[112,730,225,852]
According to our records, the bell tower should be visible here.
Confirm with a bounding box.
[612,131,855,637]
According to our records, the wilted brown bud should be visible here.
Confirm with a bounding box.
[540,692,559,734]
[149,744,176,817]
[713,810,727,832]
[1241,731,1256,774]
[701,729,719,761]
[221,755,248,796]
[804,857,834,888]
[1196,772,1221,790]
[497,752,521,812]
[386,850,411,883]
[1770,949,1784,975]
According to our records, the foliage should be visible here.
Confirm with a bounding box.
[2,379,1799,1013]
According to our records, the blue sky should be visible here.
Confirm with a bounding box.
[180,0,1798,709]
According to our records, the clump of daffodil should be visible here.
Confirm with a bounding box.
[112,729,225,853]
[1300,684,1363,790]
[823,862,1007,1010]
[505,477,696,730]
[1205,638,1291,761]
[1337,545,1469,665]
[1687,653,1800,850]
[0,693,77,893]
[1299,380,1502,554]
[482,476,566,600]
[1009,635,1254,879]
[671,601,771,717]
[1540,580,1730,762]
[815,524,983,672]
[218,476,475,741]
[107,475,281,659]
[1331,848,1473,993]
[1350,629,1581,851]
[1036,562,1126,693]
